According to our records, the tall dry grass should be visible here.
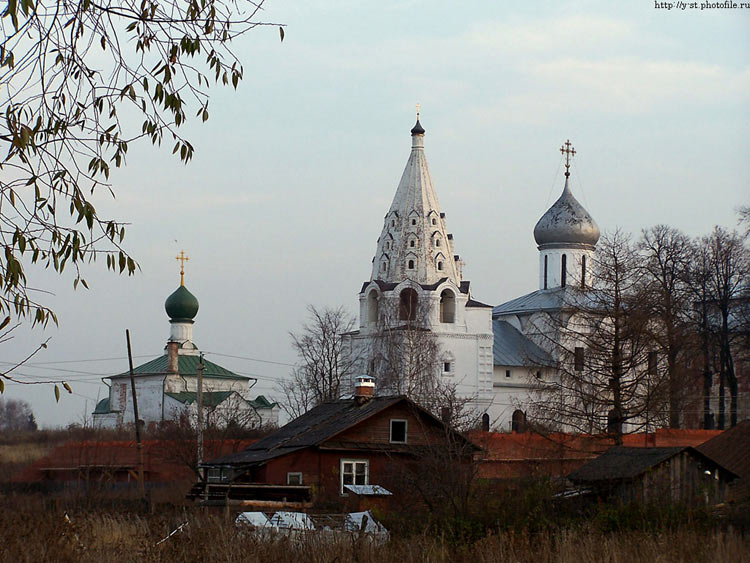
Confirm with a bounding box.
[1,496,747,563]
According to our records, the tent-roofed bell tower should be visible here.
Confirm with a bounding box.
[344,112,494,416]
[370,112,461,285]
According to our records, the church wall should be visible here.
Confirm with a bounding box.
[538,248,593,290]
[105,375,166,426]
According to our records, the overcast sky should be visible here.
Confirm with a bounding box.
[3,0,748,427]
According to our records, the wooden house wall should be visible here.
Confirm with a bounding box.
[332,403,451,445]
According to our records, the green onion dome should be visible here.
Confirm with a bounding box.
[165,285,199,321]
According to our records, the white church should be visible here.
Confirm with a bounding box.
[92,263,280,429]
[345,116,601,431]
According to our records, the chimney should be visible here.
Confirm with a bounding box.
[167,341,179,374]
[354,375,375,405]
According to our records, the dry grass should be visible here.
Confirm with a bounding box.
[1,497,747,563]
[0,442,51,464]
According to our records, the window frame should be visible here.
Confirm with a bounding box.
[340,459,369,494]
[389,419,408,444]
[286,472,303,485]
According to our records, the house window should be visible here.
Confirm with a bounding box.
[287,472,302,485]
[341,459,368,493]
[444,361,452,373]
[390,419,407,443]
[505,370,511,378]
[207,467,228,483]
[574,347,585,371]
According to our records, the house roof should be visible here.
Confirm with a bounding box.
[493,320,553,367]
[697,420,750,500]
[205,395,473,467]
[108,354,249,381]
[568,446,736,483]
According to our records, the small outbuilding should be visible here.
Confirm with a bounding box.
[568,446,737,505]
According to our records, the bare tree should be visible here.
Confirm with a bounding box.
[699,227,749,428]
[278,306,360,417]
[527,231,658,444]
[0,398,37,431]
[638,225,693,428]
[1,0,282,326]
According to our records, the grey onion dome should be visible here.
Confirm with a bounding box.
[410,119,425,135]
[533,179,600,248]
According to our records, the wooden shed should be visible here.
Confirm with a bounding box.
[568,446,737,505]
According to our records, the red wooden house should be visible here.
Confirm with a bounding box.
[193,378,477,508]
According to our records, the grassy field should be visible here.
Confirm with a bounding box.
[0,495,748,563]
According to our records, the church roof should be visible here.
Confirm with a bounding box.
[533,178,600,248]
[493,320,553,367]
[369,117,462,286]
[108,355,250,381]
[165,284,199,321]
[166,391,235,408]
[492,287,594,317]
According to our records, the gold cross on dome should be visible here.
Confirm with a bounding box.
[560,139,576,178]
[416,103,420,120]
[176,250,189,286]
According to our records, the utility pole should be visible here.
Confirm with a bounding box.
[197,352,204,467]
[126,329,146,498]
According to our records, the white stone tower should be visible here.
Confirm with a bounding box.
[346,113,494,413]
[533,140,600,291]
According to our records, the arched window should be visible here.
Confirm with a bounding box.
[437,261,443,271]
[481,413,490,432]
[431,217,437,225]
[410,239,415,248]
[435,238,441,247]
[440,290,455,323]
[543,255,548,289]
[380,261,386,272]
[411,218,417,225]
[391,219,395,227]
[407,259,415,269]
[399,288,418,321]
[581,255,587,288]
[511,409,527,433]
[367,290,379,323]
[561,254,567,288]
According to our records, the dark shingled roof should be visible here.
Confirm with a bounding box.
[697,421,750,500]
[109,355,249,381]
[493,320,553,367]
[205,395,475,467]
[568,446,736,483]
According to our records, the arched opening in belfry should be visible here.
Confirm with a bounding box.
[544,255,548,289]
[440,289,455,323]
[399,288,418,321]
[561,254,567,288]
[367,290,379,323]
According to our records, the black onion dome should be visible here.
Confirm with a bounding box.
[410,119,425,135]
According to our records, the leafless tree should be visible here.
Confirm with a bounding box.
[638,225,694,428]
[278,306,360,417]
[527,231,658,444]
[0,397,37,431]
[697,227,749,428]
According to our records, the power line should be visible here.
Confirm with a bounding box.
[204,351,296,368]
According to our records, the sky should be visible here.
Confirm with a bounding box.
[3,0,749,427]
